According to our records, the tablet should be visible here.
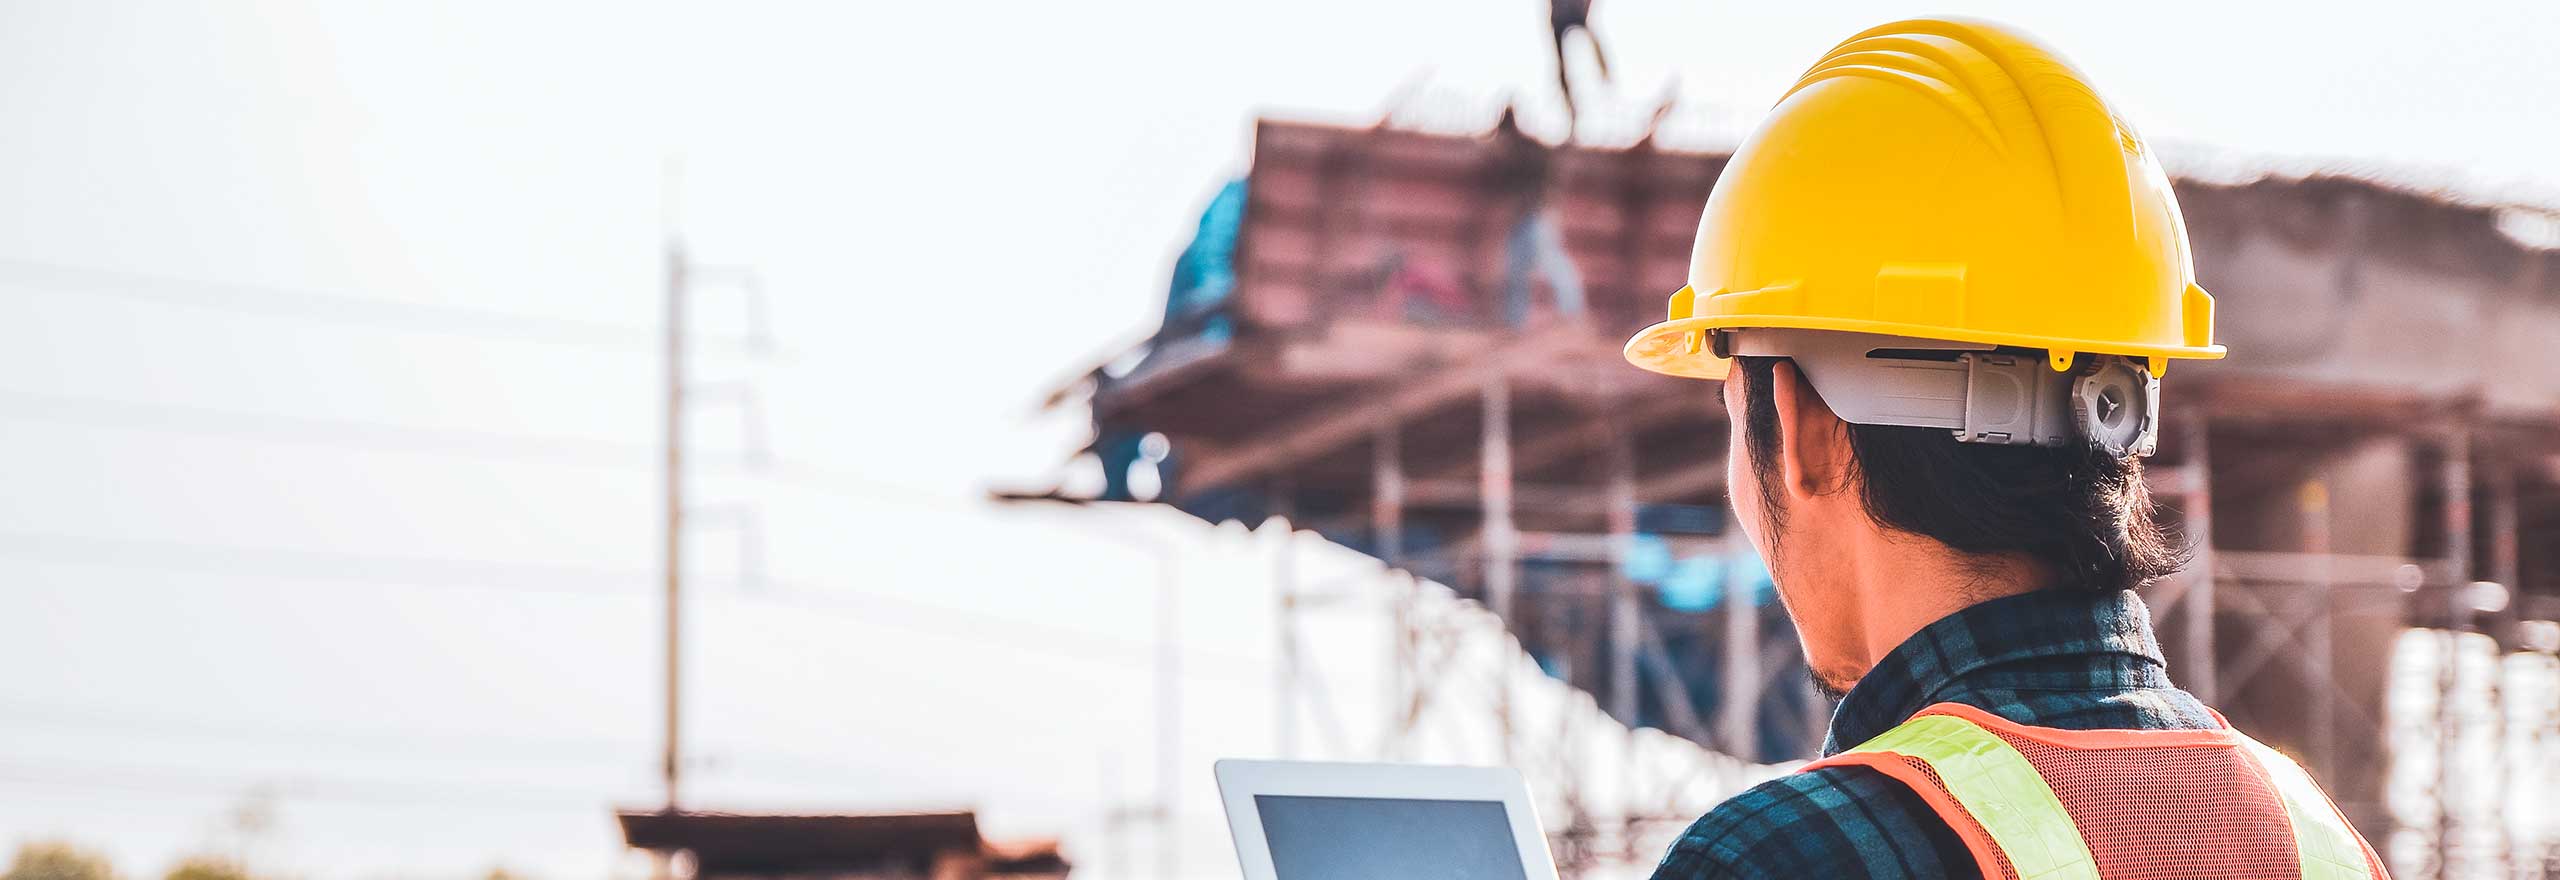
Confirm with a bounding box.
[1214,759,1560,880]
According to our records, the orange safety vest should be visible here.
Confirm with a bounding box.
[1803,702,2389,880]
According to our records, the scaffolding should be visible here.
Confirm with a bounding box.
[1047,118,2560,878]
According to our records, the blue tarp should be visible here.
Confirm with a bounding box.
[1164,179,1247,332]
[1096,180,1251,501]
[1626,533,1776,613]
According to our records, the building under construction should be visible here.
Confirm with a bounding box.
[1046,117,2560,878]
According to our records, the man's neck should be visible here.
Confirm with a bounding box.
[1843,536,2052,671]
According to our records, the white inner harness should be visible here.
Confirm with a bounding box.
[1718,329,2161,458]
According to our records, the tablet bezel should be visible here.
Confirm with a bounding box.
[1213,759,1560,880]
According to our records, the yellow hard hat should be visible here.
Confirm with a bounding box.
[1624,17,2224,381]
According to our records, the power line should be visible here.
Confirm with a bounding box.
[0,257,765,355]
[0,396,1214,659]
[0,759,619,813]
[0,388,973,510]
[0,530,1273,677]
[764,458,982,510]
[0,396,1241,667]
[0,697,640,763]
[0,529,644,596]
[0,387,661,467]
[0,697,952,796]
[0,753,1098,821]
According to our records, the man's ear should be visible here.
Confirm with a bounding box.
[1768,360,1852,502]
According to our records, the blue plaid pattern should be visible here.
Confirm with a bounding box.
[1648,589,2219,879]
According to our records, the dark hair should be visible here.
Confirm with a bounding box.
[1734,355,2188,592]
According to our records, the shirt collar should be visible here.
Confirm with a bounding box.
[1821,588,2169,755]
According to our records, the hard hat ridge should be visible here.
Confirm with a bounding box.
[1624,15,2224,390]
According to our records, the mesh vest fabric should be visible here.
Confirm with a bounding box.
[1804,702,2387,880]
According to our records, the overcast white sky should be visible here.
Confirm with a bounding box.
[1,2,2555,879]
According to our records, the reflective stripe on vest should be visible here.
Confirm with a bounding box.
[1808,704,2383,880]
[2238,736,2374,880]
[1833,712,2099,880]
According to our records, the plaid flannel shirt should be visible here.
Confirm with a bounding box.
[1648,588,2221,880]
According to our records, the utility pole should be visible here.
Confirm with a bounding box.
[663,236,687,813]
[657,196,770,823]
[645,164,773,880]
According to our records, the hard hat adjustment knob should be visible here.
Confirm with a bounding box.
[2070,357,2159,458]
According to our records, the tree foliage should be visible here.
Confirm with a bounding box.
[158,857,251,880]
[4,842,118,880]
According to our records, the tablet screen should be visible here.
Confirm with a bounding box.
[1253,794,1530,880]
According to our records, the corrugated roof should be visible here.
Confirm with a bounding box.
[614,810,981,873]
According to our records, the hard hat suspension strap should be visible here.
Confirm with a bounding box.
[1722,329,2159,457]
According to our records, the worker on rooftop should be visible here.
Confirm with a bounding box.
[1623,18,2391,879]
[1491,105,1586,329]
[1546,0,1610,136]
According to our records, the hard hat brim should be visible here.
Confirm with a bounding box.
[1623,313,2227,382]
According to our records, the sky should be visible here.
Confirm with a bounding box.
[0,1,2556,879]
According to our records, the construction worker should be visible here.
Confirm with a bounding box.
[1622,18,2390,880]
[1490,106,1586,328]
[1546,0,1612,135]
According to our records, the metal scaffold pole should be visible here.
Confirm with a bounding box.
[1278,519,1298,760]
[2437,428,2473,880]
[2485,459,2519,880]
[1374,417,1411,762]
[1482,375,1517,762]
[1715,523,1759,760]
[1605,413,1639,728]
[1160,537,1182,880]
[2181,409,2217,705]
[2299,480,2338,779]
[1374,418,1407,568]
